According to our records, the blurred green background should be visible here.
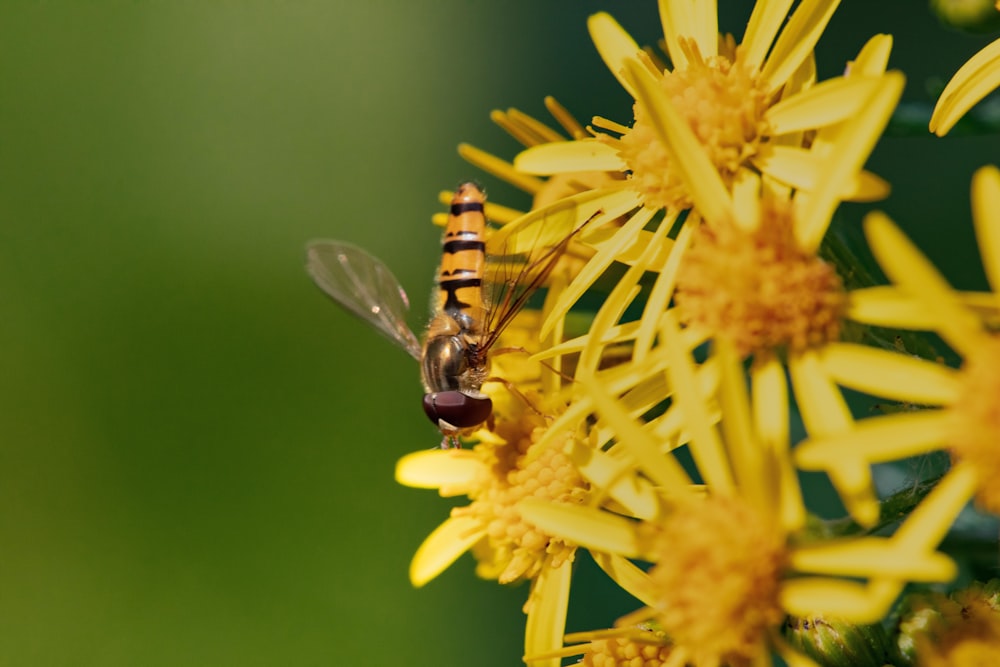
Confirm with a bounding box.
[0,1,999,665]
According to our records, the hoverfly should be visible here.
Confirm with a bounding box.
[306,182,593,447]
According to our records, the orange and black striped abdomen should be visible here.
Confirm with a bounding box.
[437,182,487,321]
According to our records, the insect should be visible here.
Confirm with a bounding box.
[306,182,592,448]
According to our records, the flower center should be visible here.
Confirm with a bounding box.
[578,635,674,667]
[612,44,770,211]
[948,334,1000,513]
[640,494,787,665]
[674,201,846,358]
[455,408,588,584]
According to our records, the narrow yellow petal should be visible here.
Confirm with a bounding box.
[524,560,572,667]
[752,356,806,532]
[661,313,735,492]
[893,462,978,553]
[849,34,893,76]
[761,0,842,95]
[395,449,484,490]
[689,0,719,61]
[583,225,675,270]
[741,0,796,72]
[514,139,627,175]
[820,342,961,406]
[780,577,902,624]
[796,410,949,468]
[829,464,880,528]
[864,211,986,355]
[582,374,693,489]
[796,72,904,251]
[544,96,587,140]
[972,165,1000,299]
[588,12,642,97]
[489,185,640,257]
[847,285,938,329]
[532,320,642,361]
[410,516,485,587]
[567,440,659,520]
[591,552,658,607]
[657,0,690,70]
[517,498,641,557]
[765,76,880,135]
[622,58,733,225]
[788,350,853,437]
[458,143,544,194]
[541,206,655,340]
[633,211,693,361]
[753,146,889,200]
[791,538,956,581]
[930,36,1000,135]
[506,107,566,145]
[717,339,771,515]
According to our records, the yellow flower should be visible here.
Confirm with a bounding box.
[516,2,897,222]
[396,302,592,667]
[520,323,956,667]
[796,165,1000,518]
[897,583,1000,667]
[930,35,1000,135]
[536,65,900,522]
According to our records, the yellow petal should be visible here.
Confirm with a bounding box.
[489,185,641,256]
[752,356,806,532]
[849,34,893,76]
[394,449,484,491]
[820,342,961,406]
[788,350,853,437]
[524,560,573,667]
[754,146,889,200]
[972,165,1000,300]
[633,212,693,360]
[829,464,880,529]
[588,12,642,97]
[622,57,733,225]
[780,577,902,624]
[514,139,627,175]
[582,373,693,489]
[741,0,796,72]
[717,339,770,512]
[930,35,1000,136]
[657,0,691,70]
[458,143,544,194]
[566,440,659,520]
[542,206,655,340]
[410,516,485,587]
[761,0,842,95]
[893,462,978,553]
[864,211,986,355]
[583,224,675,270]
[796,72,904,251]
[796,410,949,468]
[847,286,938,328]
[685,0,719,61]
[765,76,881,135]
[661,313,735,492]
[517,498,641,557]
[791,538,956,581]
[590,552,658,607]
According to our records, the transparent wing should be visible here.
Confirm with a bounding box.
[478,196,600,353]
[305,240,423,360]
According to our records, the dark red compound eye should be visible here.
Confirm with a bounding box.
[423,391,493,430]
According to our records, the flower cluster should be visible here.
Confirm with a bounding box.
[394,1,1000,665]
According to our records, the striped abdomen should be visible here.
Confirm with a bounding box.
[437,182,487,328]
